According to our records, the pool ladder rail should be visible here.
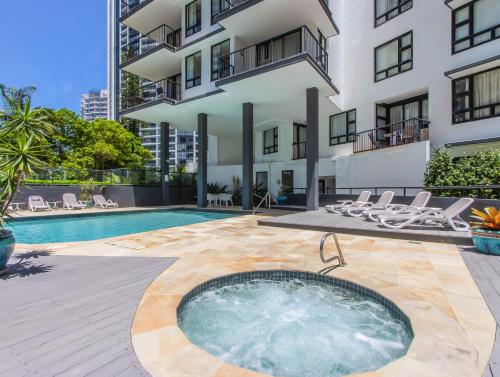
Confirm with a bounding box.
[319,232,347,272]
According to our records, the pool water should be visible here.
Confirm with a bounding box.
[7,210,237,244]
[179,278,412,377]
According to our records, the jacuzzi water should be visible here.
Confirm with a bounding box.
[179,278,412,377]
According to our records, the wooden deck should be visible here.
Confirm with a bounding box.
[258,209,473,244]
[461,247,500,377]
[0,253,175,377]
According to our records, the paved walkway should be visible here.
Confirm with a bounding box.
[461,247,500,377]
[0,252,175,377]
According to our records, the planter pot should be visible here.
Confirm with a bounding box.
[276,195,288,205]
[0,230,16,271]
[472,229,500,256]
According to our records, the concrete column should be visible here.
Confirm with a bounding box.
[197,113,208,208]
[160,122,170,205]
[306,87,319,211]
[242,102,254,210]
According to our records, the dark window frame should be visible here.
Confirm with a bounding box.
[374,31,413,82]
[329,109,357,146]
[211,0,230,24]
[185,51,202,89]
[452,0,500,54]
[211,39,230,81]
[256,171,268,192]
[263,127,279,155]
[185,0,202,38]
[374,0,413,27]
[292,123,307,160]
[281,170,294,194]
[452,65,500,124]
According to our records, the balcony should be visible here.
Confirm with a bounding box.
[212,0,338,42]
[218,26,328,82]
[120,0,183,36]
[353,118,430,154]
[122,25,181,64]
[121,0,147,17]
[121,78,181,111]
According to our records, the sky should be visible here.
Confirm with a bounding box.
[0,0,108,113]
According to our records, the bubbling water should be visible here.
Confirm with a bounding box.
[179,279,412,377]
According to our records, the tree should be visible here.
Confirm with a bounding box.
[0,89,53,219]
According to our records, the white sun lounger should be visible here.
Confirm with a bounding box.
[325,191,371,213]
[93,195,119,209]
[63,193,86,210]
[379,197,474,232]
[29,196,51,212]
[344,191,395,217]
[366,191,432,222]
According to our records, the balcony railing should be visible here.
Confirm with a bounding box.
[122,78,181,110]
[217,26,328,81]
[122,25,181,63]
[353,118,430,154]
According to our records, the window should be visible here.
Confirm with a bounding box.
[375,31,413,82]
[256,172,268,193]
[452,66,500,124]
[211,0,230,23]
[292,123,306,160]
[377,94,429,124]
[263,127,278,154]
[375,0,412,27]
[330,110,356,145]
[211,39,230,81]
[186,0,201,37]
[185,52,202,89]
[452,0,500,54]
[281,170,294,194]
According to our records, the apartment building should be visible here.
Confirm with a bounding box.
[80,89,109,121]
[114,0,500,210]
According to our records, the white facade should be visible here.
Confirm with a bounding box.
[80,89,109,121]
[115,0,500,199]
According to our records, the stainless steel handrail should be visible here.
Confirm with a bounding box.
[253,192,272,215]
[319,232,346,267]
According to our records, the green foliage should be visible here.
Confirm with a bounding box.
[231,176,242,206]
[80,179,98,201]
[424,149,500,198]
[207,182,228,194]
[0,85,53,229]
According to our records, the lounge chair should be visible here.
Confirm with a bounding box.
[207,194,218,207]
[93,195,119,209]
[325,191,371,213]
[344,191,394,217]
[218,193,233,207]
[379,197,474,232]
[366,191,432,222]
[63,193,86,210]
[29,196,51,212]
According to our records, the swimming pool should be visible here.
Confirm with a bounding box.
[6,210,238,244]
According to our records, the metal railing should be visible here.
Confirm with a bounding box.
[122,78,181,110]
[217,26,328,80]
[353,118,430,154]
[122,25,181,63]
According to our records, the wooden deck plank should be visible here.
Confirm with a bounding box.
[0,254,175,376]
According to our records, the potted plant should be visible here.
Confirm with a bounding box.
[276,179,290,205]
[470,207,500,255]
[0,85,53,271]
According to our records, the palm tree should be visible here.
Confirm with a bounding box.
[0,85,53,223]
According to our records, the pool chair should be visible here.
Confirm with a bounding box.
[344,191,394,217]
[218,193,234,207]
[379,197,474,232]
[207,194,218,207]
[93,195,119,209]
[365,191,432,222]
[29,196,51,212]
[63,193,86,210]
[325,191,371,213]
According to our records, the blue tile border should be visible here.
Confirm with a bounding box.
[176,270,413,338]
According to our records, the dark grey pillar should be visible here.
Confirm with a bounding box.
[242,103,254,210]
[306,87,319,211]
[197,113,208,208]
[160,122,170,205]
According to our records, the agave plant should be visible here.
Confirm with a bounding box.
[470,208,500,231]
